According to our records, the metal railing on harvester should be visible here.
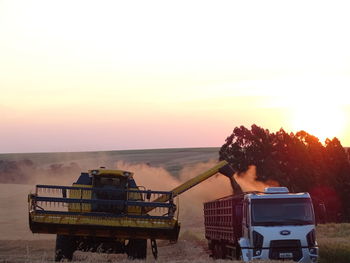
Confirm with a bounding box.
[29,184,177,220]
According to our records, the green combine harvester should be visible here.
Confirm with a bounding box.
[28,161,230,261]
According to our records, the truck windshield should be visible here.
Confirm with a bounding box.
[251,198,314,226]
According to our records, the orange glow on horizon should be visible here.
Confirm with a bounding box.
[291,102,346,144]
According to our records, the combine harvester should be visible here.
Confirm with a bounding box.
[28,161,230,261]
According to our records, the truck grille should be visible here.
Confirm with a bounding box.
[269,240,302,261]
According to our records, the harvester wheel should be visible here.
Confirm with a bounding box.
[151,239,158,259]
[127,239,147,259]
[55,235,76,262]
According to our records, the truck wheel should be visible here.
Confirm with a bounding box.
[55,235,76,262]
[236,246,242,260]
[213,242,225,259]
[127,239,147,260]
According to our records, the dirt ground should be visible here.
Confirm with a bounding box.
[0,238,213,263]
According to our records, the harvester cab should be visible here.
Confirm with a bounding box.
[28,161,231,261]
[89,169,134,213]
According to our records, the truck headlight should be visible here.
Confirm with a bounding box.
[253,231,264,248]
[307,229,316,247]
[253,231,264,257]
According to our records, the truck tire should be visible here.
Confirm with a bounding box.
[55,235,76,262]
[237,246,242,260]
[127,239,147,260]
[213,242,225,259]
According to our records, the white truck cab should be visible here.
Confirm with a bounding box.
[239,187,318,263]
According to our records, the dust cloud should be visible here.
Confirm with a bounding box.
[233,165,279,192]
[113,161,179,190]
[0,152,129,185]
[112,160,233,228]
[177,161,232,227]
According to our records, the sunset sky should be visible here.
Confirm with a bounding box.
[1,1,350,153]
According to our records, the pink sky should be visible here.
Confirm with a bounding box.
[1,1,350,153]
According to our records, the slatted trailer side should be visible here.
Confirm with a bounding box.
[204,194,243,259]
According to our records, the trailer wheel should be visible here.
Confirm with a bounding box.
[55,235,76,262]
[213,242,225,259]
[127,239,147,260]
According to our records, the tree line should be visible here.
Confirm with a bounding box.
[0,160,81,184]
[219,124,350,222]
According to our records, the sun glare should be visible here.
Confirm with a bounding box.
[291,103,346,143]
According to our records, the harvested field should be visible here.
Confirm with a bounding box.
[1,148,349,262]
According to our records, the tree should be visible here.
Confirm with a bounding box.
[219,124,350,222]
[324,138,350,220]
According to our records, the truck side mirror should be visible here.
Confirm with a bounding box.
[318,203,327,224]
